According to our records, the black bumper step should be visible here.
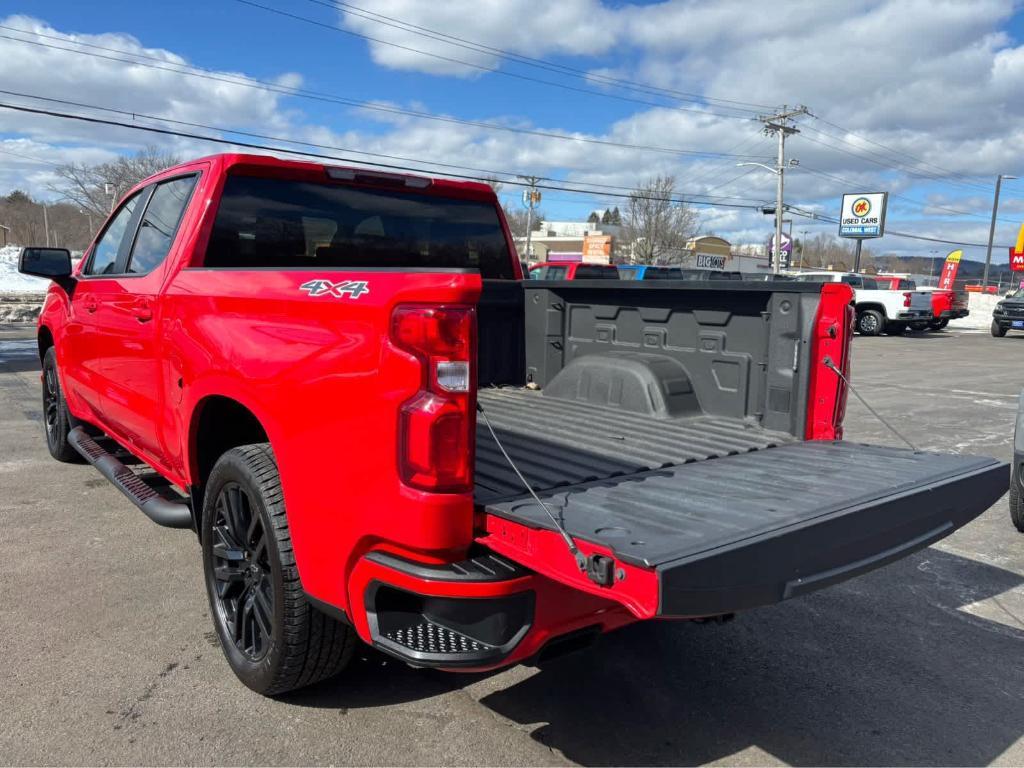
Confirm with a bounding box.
[68,427,192,529]
[485,441,1008,616]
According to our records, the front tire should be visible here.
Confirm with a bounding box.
[41,347,82,463]
[857,310,884,336]
[991,320,1007,338]
[202,444,355,696]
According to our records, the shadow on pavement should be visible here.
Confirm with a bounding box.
[288,547,1024,766]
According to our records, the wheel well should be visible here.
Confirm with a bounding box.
[856,303,886,318]
[190,396,269,506]
[37,326,54,362]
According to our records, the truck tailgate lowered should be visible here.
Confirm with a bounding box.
[482,441,1007,617]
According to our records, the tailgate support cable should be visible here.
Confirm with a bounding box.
[476,402,588,574]
[823,357,919,452]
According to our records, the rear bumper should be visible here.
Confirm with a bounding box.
[940,309,969,319]
[344,549,634,671]
[895,310,931,321]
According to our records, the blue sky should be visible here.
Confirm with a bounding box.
[2,0,1024,261]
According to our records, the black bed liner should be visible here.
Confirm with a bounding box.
[479,421,1007,615]
[475,388,795,503]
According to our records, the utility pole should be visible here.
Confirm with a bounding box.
[517,175,541,263]
[759,105,808,274]
[42,203,50,247]
[983,174,1016,287]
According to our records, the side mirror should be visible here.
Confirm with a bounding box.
[18,247,72,280]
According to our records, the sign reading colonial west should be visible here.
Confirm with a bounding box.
[938,250,962,290]
[1010,223,1024,272]
[839,192,888,238]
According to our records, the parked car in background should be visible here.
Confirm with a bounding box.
[528,262,619,280]
[872,276,969,331]
[616,265,685,280]
[915,286,969,330]
[992,287,1024,337]
[791,271,933,336]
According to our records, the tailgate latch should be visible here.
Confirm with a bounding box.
[585,554,616,587]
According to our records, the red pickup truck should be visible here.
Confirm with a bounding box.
[20,154,1007,696]
[873,276,969,330]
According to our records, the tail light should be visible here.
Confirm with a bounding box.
[806,283,854,440]
[391,305,475,493]
[903,291,912,307]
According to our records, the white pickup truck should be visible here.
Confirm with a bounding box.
[791,271,934,335]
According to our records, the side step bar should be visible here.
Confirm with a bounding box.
[68,427,192,529]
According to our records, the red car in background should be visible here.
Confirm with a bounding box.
[873,275,969,330]
[528,262,619,280]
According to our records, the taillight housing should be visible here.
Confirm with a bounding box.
[903,291,912,307]
[391,305,476,493]
[806,283,854,440]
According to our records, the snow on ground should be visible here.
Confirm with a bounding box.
[0,245,49,295]
[948,293,1002,331]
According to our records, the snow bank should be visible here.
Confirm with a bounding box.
[0,245,50,295]
[948,293,1002,331]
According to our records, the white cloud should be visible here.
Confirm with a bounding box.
[3,4,1024,260]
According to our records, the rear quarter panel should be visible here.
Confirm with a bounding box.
[163,268,482,611]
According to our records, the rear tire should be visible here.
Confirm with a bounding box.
[928,319,949,331]
[41,347,83,463]
[857,310,884,336]
[202,443,355,696]
[991,320,1007,338]
[1011,467,1023,533]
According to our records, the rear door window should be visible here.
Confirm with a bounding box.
[204,175,513,278]
[127,175,198,274]
[841,275,864,288]
[546,266,567,280]
[862,277,879,290]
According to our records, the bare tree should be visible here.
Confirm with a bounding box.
[502,204,545,239]
[48,146,180,219]
[623,175,698,264]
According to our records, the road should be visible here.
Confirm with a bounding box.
[1,325,1022,766]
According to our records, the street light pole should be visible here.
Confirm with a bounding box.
[984,174,1016,287]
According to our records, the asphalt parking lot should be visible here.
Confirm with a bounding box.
[1,325,1022,767]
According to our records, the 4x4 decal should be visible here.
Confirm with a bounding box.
[299,279,370,299]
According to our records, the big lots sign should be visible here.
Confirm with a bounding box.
[1012,223,1024,272]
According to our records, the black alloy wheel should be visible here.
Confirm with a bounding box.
[210,482,275,661]
[43,365,59,444]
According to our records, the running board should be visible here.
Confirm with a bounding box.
[68,427,193,529]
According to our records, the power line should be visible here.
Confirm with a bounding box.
[296,0,775,112]
[799,165,1018,225]
[799,125,993,193]
[0,99,773,212]
[809,114,992,191]
[786,206,1015,249]
[234,0,766,121]
[0,89,768,205]
[0,29,776,164]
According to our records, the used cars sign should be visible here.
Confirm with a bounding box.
[839,192,888,238]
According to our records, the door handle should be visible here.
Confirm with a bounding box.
[83,299,98,314]
[133,301,153,323]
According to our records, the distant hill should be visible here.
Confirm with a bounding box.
[875,254,1018,285]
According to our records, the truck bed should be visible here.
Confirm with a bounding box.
[475,387,795,503]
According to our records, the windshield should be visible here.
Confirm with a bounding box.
[1007,288,1024,299]
[204,174,514,277]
